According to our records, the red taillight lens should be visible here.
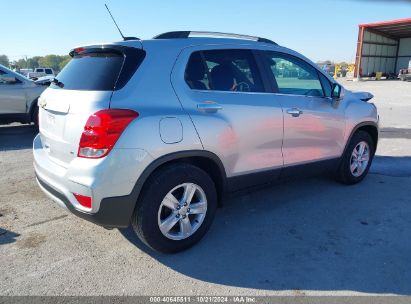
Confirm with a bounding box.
[78,109,139,159]
[73,193,92,209]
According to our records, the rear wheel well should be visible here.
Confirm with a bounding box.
[142,156,225,206]
[29,98,39,123]
[357,125,378,153]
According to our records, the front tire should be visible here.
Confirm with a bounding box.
[132,163,217,253]
[336,130,375,185]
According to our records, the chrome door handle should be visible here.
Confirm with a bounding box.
[287,108,303,117]
[197,103,223,113]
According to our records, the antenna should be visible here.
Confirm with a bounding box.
[104,4,139,41]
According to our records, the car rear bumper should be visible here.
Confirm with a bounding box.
[36,174,137,228]
[33,133,153,228]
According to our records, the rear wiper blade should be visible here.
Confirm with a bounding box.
[52,78,64,88]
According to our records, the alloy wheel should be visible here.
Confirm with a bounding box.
[157,183,208,240]
[350,141,370,177]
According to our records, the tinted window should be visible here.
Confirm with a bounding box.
[51,52,124,91]
[185,52,208,90]
[185,49,265,93]
[45,69,53,74]
[37,69,44,72]
[0,72,20,85]
[0,71,9,84]
[264,52,324,97]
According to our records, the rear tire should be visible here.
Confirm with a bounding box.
[336,130,375,185]
[132,163,217,253]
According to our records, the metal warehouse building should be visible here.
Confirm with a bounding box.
[354,17,411,78]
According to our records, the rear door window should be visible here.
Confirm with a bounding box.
[185,49,265,93]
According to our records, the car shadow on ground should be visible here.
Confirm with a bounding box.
[120,155,411,295]
[0,228,20,245]
[0,124,38,151]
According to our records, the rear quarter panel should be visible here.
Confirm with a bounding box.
[110,41,203,160]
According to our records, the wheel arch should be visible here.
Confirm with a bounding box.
[133,150,227,207]
[343,121,379,156]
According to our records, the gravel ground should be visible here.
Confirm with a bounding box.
[0,80,411,296]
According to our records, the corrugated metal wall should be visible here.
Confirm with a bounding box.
[360,30,398,76]
[396,37,411,71]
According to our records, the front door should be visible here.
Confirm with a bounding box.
[0,71,26,114]
[261,51,346,166]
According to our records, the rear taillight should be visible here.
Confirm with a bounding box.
[78,109,139,159]
[73,193,92,209]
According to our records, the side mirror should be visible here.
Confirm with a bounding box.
[0,75,19,84]
[331,83,343,99]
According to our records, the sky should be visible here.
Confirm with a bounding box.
[1,0,410,63]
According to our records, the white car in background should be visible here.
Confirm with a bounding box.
[27,68,55,80]
[0,64,47,125]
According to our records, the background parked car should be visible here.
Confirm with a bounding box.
[0,64,47,125]
[27,68,55,80]
[17,68,33,77]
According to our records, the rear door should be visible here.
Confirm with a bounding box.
[38,46,145,166]
[261,51,346,166]
[172,46,284,184]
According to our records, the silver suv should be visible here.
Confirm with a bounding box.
[33,31,379,253]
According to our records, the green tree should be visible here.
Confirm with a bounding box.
[0,55,9,67]
[38,55,62,71]
[27,56,41,70]
[59,56,71,70]
[2,54,70,72]
[16,58,28,69]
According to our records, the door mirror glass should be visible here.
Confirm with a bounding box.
[0,75,19,84]
[331,83,342,98]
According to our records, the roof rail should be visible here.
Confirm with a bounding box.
[153,31,277,45]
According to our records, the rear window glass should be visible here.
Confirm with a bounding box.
[51,52,124,91]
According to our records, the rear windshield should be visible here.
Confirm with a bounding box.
[52,52,123,91]
[51,47,145,91]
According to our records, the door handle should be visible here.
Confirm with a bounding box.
[197,103,223,113]
[287,108,303,117]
